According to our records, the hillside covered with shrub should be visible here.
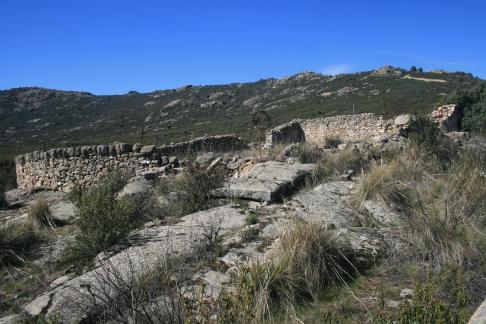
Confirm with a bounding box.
[0,66,483,159]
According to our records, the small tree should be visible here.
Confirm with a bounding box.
[410,66,418,72]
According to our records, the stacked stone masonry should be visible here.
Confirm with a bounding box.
[16,135,243,192]
[266,113,392,147]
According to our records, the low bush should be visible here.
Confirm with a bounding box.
[173,166,225,215]
[28,199,55,229]
[128,189,164,222]
[442,84,486,135]
[241,227,260,242]
[408,116,457,162]
[0,223,40,267]
[64,172,136,267]
[374,269,471,323]
[244,212,259,225]
[17,314,61,324]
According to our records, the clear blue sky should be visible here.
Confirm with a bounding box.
[1,0,485,95]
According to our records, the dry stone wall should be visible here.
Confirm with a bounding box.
[16,135,243,192]
[266,113,390,147]
[300,113,387,146]
[429,104,460,132]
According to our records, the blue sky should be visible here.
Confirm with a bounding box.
[1,0,485,94]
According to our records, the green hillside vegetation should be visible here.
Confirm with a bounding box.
[0,66,483,159]
[441,83,486,135]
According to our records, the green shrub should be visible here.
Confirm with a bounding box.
[407,116,446,156]
[28,199,54,229]
[442,84,486,135]
[375,270,470,323]
[0,223,40,267]
[241,227,260,242]
[174,166,224,214]
[17,314,62,324]
[64,172,136,266]
[244,212,259,225]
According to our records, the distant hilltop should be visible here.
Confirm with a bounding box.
[0,66,483,158]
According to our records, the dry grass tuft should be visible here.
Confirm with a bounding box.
[312,147,369,182]
[28,199,55,229]
[0,223,40,267]
[356,143,486,269]
[232,221,358,321]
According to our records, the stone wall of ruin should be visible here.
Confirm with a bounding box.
[15,135,243,192]
[301,113,386,146]
[264,120,305,147]
[266,113,387,147]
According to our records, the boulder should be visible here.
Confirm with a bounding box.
[0,314,21,324]
[469,299,486,324]
[24,206,246,323]
[196,152,216,166]
[400,288,414,299]
[132,143,142,153]
[4,189,27,208]
[334,227,413,268]
[140,145,155,155]
[207,157,223,172]
[168,156,179,167]
[214,161,315,203]
[118,176,153,198]
[394,114,412,127]
[445,131,470,143]
[362,200,403,225]
[371,134,389,144]
[285,181,363,228]
[48,201,78,224]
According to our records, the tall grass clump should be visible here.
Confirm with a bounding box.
[28,199,55,229]
[355,146,427,211]
[297,143,323,163]
[64,171,136,266]
[312,147,369,182]
[410,149,486,268]
[0,223,40,267]
[228,221,357,321]
[356,134,486,268]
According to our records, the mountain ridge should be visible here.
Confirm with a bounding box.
[0,66,483,158]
